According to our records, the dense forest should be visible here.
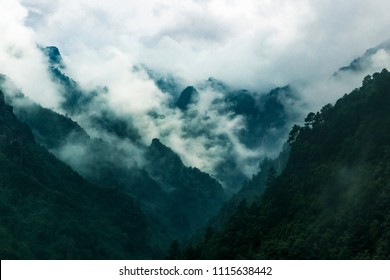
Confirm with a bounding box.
[177,69,390,259]
[1,72,227,250]
[0,89,160,259]
[1,51,390,259]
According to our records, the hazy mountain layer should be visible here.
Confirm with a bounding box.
[334,39,390,77]
[0,73,226,246]
[2,40,390,260]
[184,69,390,259]
[0,89,158,259]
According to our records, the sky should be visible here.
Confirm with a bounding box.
[2,0,390,107]
[12,0,390,88]
[1,0,390,184]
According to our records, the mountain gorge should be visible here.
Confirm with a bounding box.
[0,44,300,258]
[1,36,390,260]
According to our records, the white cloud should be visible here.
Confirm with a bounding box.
[0,0,62,108]
[18,0,390,90]
[2,0,390,187]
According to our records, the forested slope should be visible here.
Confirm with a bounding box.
[0,89,158,259]
[185,69,390,259]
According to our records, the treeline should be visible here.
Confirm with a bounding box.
[0,90,158,259]
[177,69,390,259]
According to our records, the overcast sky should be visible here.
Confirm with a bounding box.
[12,0,390,89]
[1,0,390,180]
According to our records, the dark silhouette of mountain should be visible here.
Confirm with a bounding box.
[208,145,290,232]
[224,86,298,149]
[172,79,300,190]
[183,69,390,259]
[41,46,64,69]
[146,69,300,148]
[145,138,226,235]
[334,39,390,76]
[4,42,390,260]
[41,47,142,143]
[42,47,97,115]
[114,63,302,191]
[203,77,230,92]
[0,89,159,259]
[175,86,199,110]
[1,76,226,249]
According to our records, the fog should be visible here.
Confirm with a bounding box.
[1,0,390,188]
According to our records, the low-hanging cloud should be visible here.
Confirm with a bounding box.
[1,0,390,190]
[0,0,62,109]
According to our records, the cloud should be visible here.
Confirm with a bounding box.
[296,48,390,114]
[0,0,62,108]
[18,0,390,89]
[2,0,390,190]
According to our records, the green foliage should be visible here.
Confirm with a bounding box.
[167,240,181,260]
[3,83,227,254]
[0,90,159,259]
[11,100,89,150]
[189,69,390,259]
[145,138,226,236]
[206,146,290,234]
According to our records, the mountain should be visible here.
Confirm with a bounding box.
[141,66,303,188]
[145,138,225,235]
[0,89,158,259]
[184,69,390,259]
[224,86,298,149]
[34,46,303,244]
[334,39,390,76]
[40,48,302,194]
[41,46,65,69]
[208,144,290,232]
[137,65,184,100]
[0,74,226,247]
[175,86,199,110]
[37,45,301,193]
[3,42,390,260]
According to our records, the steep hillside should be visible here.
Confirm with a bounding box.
[185,69,390,259]
[145,70,301,190]
[0,76,225,245]
[145,138,225,234]
[208,145,290,232]
[0,90,157,259]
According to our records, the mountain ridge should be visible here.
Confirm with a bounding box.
[0,89,159,259]
[183,69,390,259]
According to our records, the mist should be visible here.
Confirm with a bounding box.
[19,0,390,87]
[1,0,390,190]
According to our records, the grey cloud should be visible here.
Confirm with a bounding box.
[2,0,390,190]
[144,13,234,47]
[18,0,390,89]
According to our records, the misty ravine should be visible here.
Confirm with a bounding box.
[1,0,390,260]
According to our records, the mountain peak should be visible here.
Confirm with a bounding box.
[42,46,64,68]
[334,39,390,76]
[175,86,199,110]
[150,137,165,149]
[148,138,179,160]
[205,77,230,91]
